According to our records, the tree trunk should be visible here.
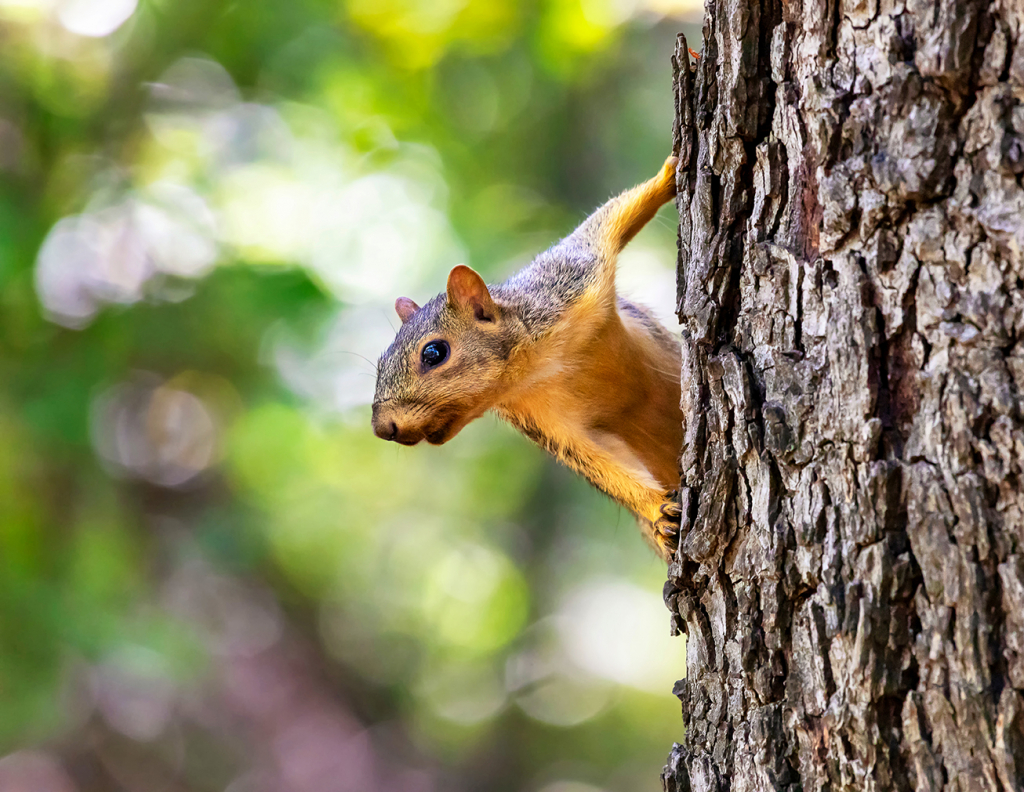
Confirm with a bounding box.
[663,0,1024,787]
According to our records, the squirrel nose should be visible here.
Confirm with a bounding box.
[373,417,398,442]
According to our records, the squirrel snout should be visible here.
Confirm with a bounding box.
[372,413,398,442]
[371,406,437,446]
[372,406,420,445]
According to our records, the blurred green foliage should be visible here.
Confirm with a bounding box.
[0,0,699,790]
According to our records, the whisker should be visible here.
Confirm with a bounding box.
[316,349,380,374]
[643,364,683,379]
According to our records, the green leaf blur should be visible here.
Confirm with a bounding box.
[0,1,698,790]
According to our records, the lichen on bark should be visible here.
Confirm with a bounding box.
[664,0,1024,787]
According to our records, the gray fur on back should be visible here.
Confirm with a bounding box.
[492,236,600,336]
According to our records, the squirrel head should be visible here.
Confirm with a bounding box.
[372,265,517,446]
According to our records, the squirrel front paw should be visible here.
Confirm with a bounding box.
[653,491,681,559]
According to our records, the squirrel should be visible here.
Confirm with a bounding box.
[372,155,683,560]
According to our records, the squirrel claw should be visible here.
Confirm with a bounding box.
[655,516,680,537]
[653,491,682,558]
[659,491,682,522]
[654,523,679,558]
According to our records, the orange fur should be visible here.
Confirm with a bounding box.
[495,295,683,557]
[603,156,678,256]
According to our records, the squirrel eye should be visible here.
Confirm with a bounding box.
[421,340,450,369]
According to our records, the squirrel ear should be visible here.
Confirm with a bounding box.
[446,265,496,322]
[395,297,420,324]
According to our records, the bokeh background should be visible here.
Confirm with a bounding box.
[0,1,701,790]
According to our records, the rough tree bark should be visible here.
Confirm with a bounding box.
[662,0,1024,788]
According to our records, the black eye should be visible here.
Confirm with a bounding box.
[421,340,450,369]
